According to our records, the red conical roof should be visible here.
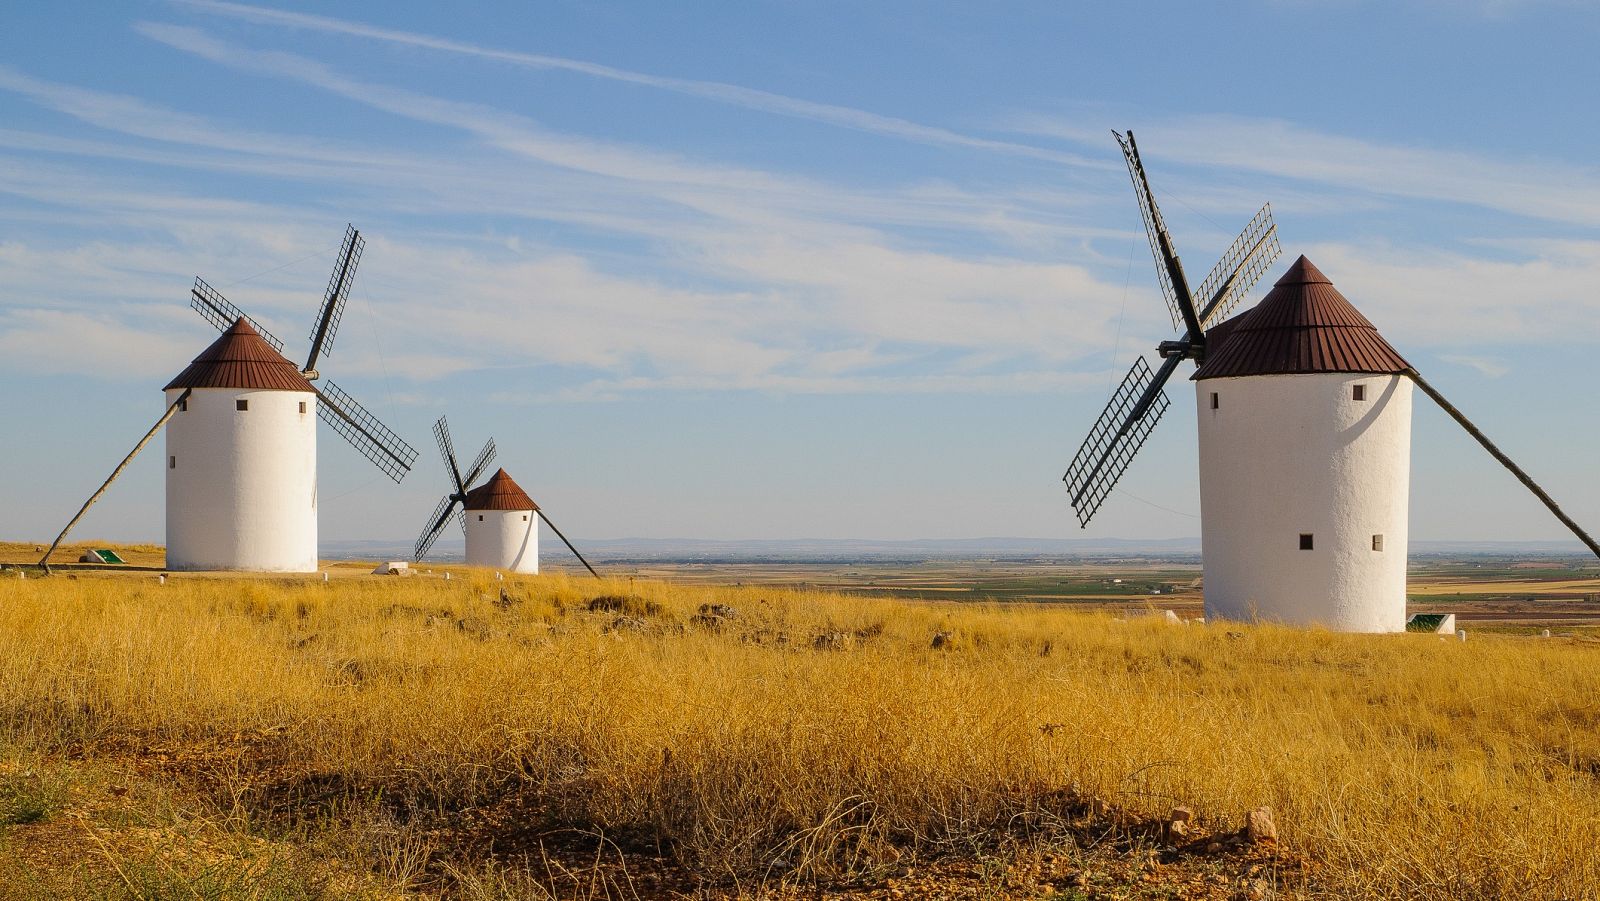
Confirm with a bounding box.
[463,468,540,511]
[165,318,315,392]
[1192,256,1410,380]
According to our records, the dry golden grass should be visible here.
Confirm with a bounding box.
[1,570,1598,898]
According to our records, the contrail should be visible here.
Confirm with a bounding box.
[173,0,1102,169]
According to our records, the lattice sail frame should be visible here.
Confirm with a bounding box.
[1195,204,1280,328]
[308,225,363,362]
[415,493,458,560]
[315,380,419,483]
[434,415,463,492]
[463,439,496,489]
[190,277,286,352]
[1062,356,1173,528]
[1115,131,1183,332]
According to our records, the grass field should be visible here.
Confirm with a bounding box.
[3,559,1600,899]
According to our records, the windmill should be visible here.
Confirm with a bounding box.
[1064,131,1600,631]
[413,416,599,577]
[40,225,418,573]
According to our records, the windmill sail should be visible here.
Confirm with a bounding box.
[434,415,465,494]
[1195,204,1280,328]
[1116,131,1186,333]
[461,438,497,489]
[304,225,363,376]
[414,492,459,560]
[1063,356,1174,528]
[190,278,285,352]
[315,380,418,483]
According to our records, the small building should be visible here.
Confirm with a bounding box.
[463,468,540,574]
[164,319,318,572]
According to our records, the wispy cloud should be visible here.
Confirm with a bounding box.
[173,0,1103,169]
[1018,113,1600,228]
[1438,354,1511,377]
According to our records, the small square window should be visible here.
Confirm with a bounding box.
[178,398,188,412]
[522,514,529,521]
[1210,392,1219,410]
[1372,534,1384,551]
[1299,533,1314,550]
[236,399,249,411]
[478,515,484,521]
[298,401,307,414]
[169,456,176,469]
[1352,384,1366,401]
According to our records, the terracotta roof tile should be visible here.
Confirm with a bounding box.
[463,468,540,511]
[165,318,315,392]
[1193,256,1409,380]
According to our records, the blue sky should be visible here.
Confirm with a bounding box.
[2,1,1597,545]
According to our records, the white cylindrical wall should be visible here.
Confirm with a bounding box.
[465,509,539,573]
[1196,373,1412,632]
[164,387,318,572]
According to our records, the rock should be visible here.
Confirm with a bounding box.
[587,595,663,617]
[698,603,737,618]
[604,615,648,634]
[930,630,954,650]
[456,616,491,641]
[1245,877,1274,900]
[1089,796,1110,818]
[1244,806,1277,844]
[496,588,520,608]
[1168,819,1188,838]
[812,631,852,651]
[1170,805,1193,823]
[1164,609,1182,624]
[689,613,726,631]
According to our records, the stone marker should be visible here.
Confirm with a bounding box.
[1244,806,1277,844]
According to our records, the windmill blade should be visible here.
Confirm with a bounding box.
[1195,204,1282,329]
[537,509,600,578]
[1062,355,1179,528]
[304,224,364,375]
[190,277,285,352]
[433,416,466,495]
[1409,369,1600,561]
[1115,130,1200,336]
[315,380,419,483]
[461,439,497,489]
[414,493,461,561]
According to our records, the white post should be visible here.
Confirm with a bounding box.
[1542,629,1552,638]
[1456,629,1468,642]
[444,571,451,581]
[322,571,329,583]
[158,574,166,585]
[496,571,503,581]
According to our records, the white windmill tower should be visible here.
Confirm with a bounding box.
[165,226,418,572]
[412,416,598,577]
[1062,131,1600,632]
[1191,256,1413,631]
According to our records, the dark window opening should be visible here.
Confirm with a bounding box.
[1299,533,1314,550]
[178,398,188,412]
[1372,534,1384,551]
[169,456,176,470]
[236,399,249,411]
[478,515,484,521]
[1210,392,1219,410]
[298,401,307,414]
[522,514,529,521]
[1352,384,1366,401]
